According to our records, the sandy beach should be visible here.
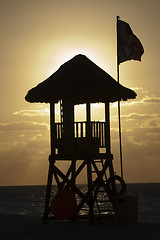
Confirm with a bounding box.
[0,214,160,240]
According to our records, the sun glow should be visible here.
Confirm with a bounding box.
[52,45,112,75]
[57,47,101,67]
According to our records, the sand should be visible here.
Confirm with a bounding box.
[0,214,160,240]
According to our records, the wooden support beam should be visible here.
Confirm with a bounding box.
[71,160,76,191]
[87,159,94,224]
[63,100,74,153]
[54,162,73,190]
[53,164,90,205]
[86,103,91,138]
[42,157,54,222]
[76,157,112,215]
[50,103,55,155]
[53,160,86,187]
[53,171,61,189]
[105,102,111,153]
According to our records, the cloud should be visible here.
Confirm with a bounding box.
[122,125,160,147]
[110,125,160,183]
[123,113,160,129]
[110,91,160,109]
[1,91,160,184]
[0,121,49,131]
[140,118,160,128]
[111,113,160,132]
[0,120,160,184]
[111,113,160,125]
[143,97,160,104]
[124,113,160,120]
[0,145,49,185]
[13,108,50,117]
[0,130,50,185]
[104,110,160,152]
[121,96,160,107]
[131,87,149,94]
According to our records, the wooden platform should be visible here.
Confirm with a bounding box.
[51,152,113,161]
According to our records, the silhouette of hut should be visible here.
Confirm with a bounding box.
[26,54,136,104]
[25,54,136,223]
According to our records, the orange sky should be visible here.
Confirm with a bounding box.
[0,0,160,185]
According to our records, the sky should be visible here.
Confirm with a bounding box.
[0,0,160,185]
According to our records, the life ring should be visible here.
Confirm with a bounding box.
[106,175,126,195]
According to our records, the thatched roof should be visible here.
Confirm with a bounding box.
[25,54,136,104]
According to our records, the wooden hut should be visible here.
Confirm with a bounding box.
[25,54,136,223]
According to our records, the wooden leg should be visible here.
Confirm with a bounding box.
[42,157,54,223]
[71,160,76,192]
[109,161,116,207]
[87,159,94,224]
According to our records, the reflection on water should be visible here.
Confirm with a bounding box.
[0,183,160,223]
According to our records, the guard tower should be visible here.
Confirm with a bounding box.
[25,54,136,223]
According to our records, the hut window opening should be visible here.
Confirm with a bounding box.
[55,101,61,123]
[74,104,86,122]
[74,104,86,138]
[54,102,107,151]
[91,103,105,122]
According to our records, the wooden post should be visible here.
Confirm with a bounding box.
[86,103,94,223]
[105,102,111,153]
[86,103,91,138]
[42,103,55,223]
[87,159,94,224]
[50,102,55,155]
[71,160,76,192]
[42,156,54,223]
[105,102,116,199]
[63,100,74,153]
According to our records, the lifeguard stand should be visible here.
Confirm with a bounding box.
[25,54,136,223]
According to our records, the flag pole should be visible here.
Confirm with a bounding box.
[117,16,123,178]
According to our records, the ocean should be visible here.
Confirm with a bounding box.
[0,183,160,223]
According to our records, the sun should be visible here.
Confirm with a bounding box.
[43,39,114,80]
[55,45,112,73]
[58,47,96,65]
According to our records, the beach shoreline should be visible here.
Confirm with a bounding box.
[0,214,160,240]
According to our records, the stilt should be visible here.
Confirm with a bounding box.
[42,155,54,223]
[87,159,94,224]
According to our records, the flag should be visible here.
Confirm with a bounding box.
[117,18,144,64]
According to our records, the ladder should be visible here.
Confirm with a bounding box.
[91,159,114,216]
[60,100,63,134]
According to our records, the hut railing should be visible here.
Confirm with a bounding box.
[55,121,106,147]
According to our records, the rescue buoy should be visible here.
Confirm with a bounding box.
[106,175,126,195]
[50,187,77,220]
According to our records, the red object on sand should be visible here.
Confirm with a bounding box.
[50,188,77,220]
